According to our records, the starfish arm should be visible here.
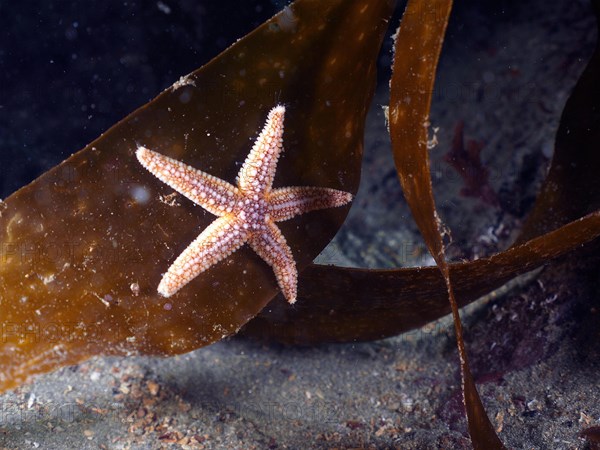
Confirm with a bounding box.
[157,216,248,297]
[248,221,298,304]
[237,105,286,195]
[268,186,353,222]
[137,146,239,217]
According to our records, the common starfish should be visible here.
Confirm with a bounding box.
[136,105,352,304]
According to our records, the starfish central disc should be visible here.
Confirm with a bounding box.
[136,105,352,304]
[237,196,269,230]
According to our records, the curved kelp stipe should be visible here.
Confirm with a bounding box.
[389,1,504,446]
[0,0,395,393]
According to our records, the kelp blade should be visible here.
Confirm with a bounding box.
[242,211,600,343]
[246,0,600,361]
[0,0,395,393]
[516,0,600,243]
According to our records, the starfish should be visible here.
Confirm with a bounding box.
[136,105,352,304]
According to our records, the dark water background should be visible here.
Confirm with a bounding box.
[0,1,279,198]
